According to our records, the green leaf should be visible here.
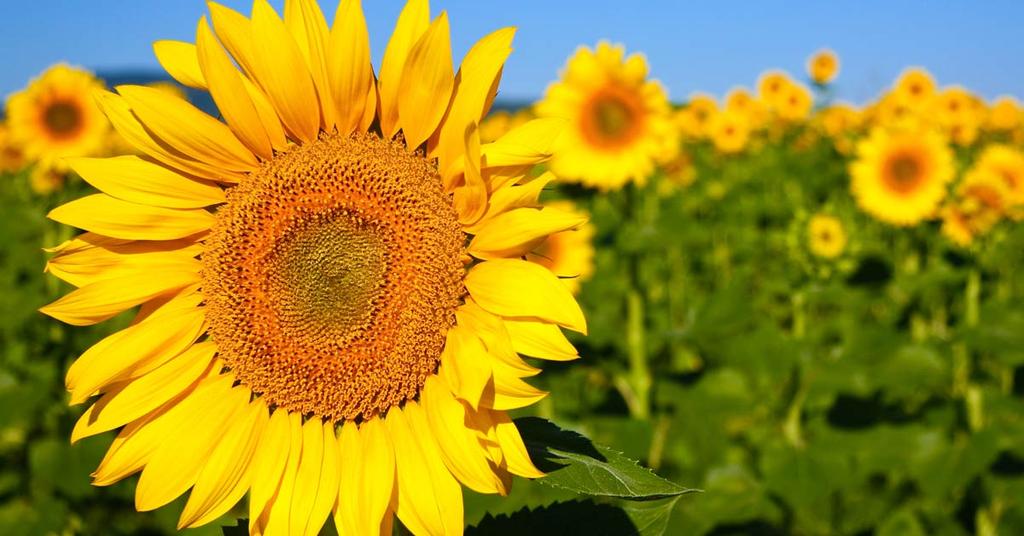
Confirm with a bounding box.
[515,417,696,500]
[468,499,670,536]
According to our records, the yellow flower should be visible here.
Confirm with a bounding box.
[987,96,1021,132]
[974,144,1024,218]
[5,64,109,168]
[29,163,65,195]
[0,123,26,173]
[709,110,750,154]
[724,87,766,129]
[776,82,813,122]
[676,93,719,139]
[807,214,847,259]
[757,70,793,108]
[893,67,936,110]
[528,200,595,295]
[807,49,839,85]
[537,41,674,190]
[40,2,588,535]
[819,103,860,137]
[941,167,1009,247]
[850,127,954,226]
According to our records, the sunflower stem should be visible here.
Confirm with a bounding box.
[626,288,651,420]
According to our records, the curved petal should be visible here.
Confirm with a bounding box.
[379,0,430,139]
[468,206,587,260]
[40,269,201,327]
[334,418,395,536]
[48,194,214,241]
[285,0,336,130]
[465,259,587,334]
[68,155,224,209]
[327,0,374,134]
[397,12,454,149]
[504,318,579,361]
[248,409,293,534]
[153,40,207,89]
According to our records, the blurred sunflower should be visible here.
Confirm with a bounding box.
[893,67,936,110]
[5,64,109,169]
[29,162,65,195]
[941,167,1009,247]
[818,103,861,138]
[41,1,589,535]
[709,110,750,154]
[676,93,719,139]
[850,127,954,226]
[776,82,813,122]
[528,200,595,294]
[757,70,792,108]
[807,49,839,85]
[538,42,674,190]
[974,144,1024,218]
[724,87,765,128]
[987,96,1021,132]
[807,213,847,259]
[0,123,26,173]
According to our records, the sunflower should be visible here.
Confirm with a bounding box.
[29,162,66,195]
[724,87,765,129]
[807,49,839,85]
[893,68,936,110]
[850,127,954,226]
[776,81,813,122]
[941,167,1009,247]
[5,64,109,169]
[987,96,1021,132]
[974,144,1024,218]
[537,41,675,190]
[0,122,26,173]
[709,110,750,154]
[527,200,595,295]
[41,2,588,535]
[676,93,719,139]
[807,213,847,259]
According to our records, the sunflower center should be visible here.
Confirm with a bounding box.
[581,88,643,148]
[43,100,82,138]
[203,132,465,422]
[883,152,924,193]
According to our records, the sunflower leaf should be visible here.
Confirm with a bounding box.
[467,499,681,536]
[514,417,697,500]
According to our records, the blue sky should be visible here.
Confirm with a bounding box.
[2,1,1021,106]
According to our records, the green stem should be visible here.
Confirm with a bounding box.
[791,290,806,339]
[626,289,651,420]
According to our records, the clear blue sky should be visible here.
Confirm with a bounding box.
[3,1,1022,106]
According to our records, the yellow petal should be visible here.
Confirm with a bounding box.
[46,235,201,288]
[48,194,214,241]
[327,0,374,134]
[397,12,454,149]
[465,259,587,334]
[259,411,304,535]
[491,410,545,478]
[289,419,339,536]
[456,300,538,376]
[285,0,336,130]
[96,90,245,183]
[208,2,258,78]
[468,206,587,260]
[422,377,506,495]
[334,418,395,536]
[379,0,430,139]
[68,156,225,209]
[117,84,259,172]
[439,325,492,409]
[248,409,293,534]
[484,372,548,411]
[71,344,215,442]
[435,27,515,178]
[249,0,320,143]
[153,40,207,89]
[92,373,233,486]
[504,318,579,361]
[452,122,487,223]
[179,401,268,528]
[467,172,554,233]
[40,269,201,326]
[135,380,249,511]
[196,18,274,160]
[241,76,290,152]
[481,117,565,167]
[387,403,463,536]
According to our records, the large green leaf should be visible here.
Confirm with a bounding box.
[468,499,679,536]
[515,417,696,500]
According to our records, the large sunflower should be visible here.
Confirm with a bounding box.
[5,64,109,168]
[850,127,954,226]
[536,41,675,190]
[41,1,588,535]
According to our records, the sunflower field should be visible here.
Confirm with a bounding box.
[2,2,1024,536]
